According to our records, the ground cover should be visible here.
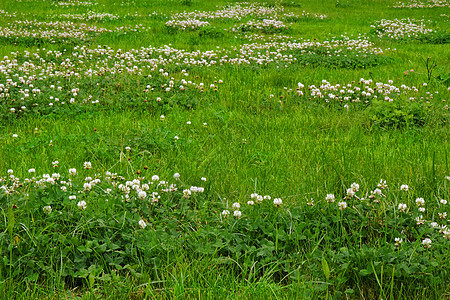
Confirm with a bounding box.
[0,0,449,298]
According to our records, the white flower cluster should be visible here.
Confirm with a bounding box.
[393,0,449,8]
[165,19,210,31]
[371,18,434,40]
[229,19,287,33]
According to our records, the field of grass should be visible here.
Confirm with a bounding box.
[0,0,449,298]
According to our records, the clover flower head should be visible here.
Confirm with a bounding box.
[77,200,87,210]
[247,200,254,206]
[326,194,335,203]
[232,202,240,210]
[422,238,431,248]
[83,162,92,170]
[138,219,147,229]
[394,237,402,247]
[233,210,241,218]
[138,190,147,200]
[69,168,77,175]
[222,210,230,217]
[273,198,282,206]
[350,182,359,192]
[43,206,52,214]
[398,203,407,212]
[440,199,447,205]
[173,173,180,179]
[338,201,347,210]
[415,197,425,206]
[400,184,409,191]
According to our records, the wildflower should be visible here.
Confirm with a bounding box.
[222,210,230,217]
[443,229,450,240]
[186,121,191,125]
[394,237,402,247]
[430,222,439,228]
[398,203,407,212]
[373,188,383,196]
[152,175,159,181]
[84,162,92,169]
[264,195,271,201]
[183,189,191,198]
[338,201,347,210]
[43,206,52,214]
[326,194,335,203]
[201,177,206,182]
[69,168,77,175]
[138,219,147,229]
[12,134,18,138]
[233,210,241,218]
[232,202,240,210]
[346,188,355,198]
[125,146,131,152]
[69,195,76,200]
[415,215,424,225]
[173,173,180,179]
[28,168,35,173]
[422,238,431,248]
[350,182,359,192]
[400,184,409,191]
[273,198,282,206]
[7,169,13,174]
[52,161,59,167]
[438,212,447,219]
[203,122,207,128]
[247,200,254,205]
[377,179,387,189]
[418,207,425,212]
[440,199,447,205]
[160,115,165,121]
[415,197,425,206]
[138,190,147,200]
[77,200,87,210]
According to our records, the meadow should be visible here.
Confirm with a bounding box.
[0,0,449,298]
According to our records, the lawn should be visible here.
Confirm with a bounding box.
[0,0,449,298]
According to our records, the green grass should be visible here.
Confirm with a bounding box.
[0,0,449,299]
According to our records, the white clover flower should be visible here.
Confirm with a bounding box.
[326,194,335,203]
[12,134,18,138]
[422,238,431,248]
[138,219,147,229]
[377,179,387,189]
[201,177,206,182]
[256,195,263,203]
[264,195,271,201]
[125,146,131,152]
[77,200,87,210]
[247,200,254,206]
[183,189,191,198]
[346,188,355,198]
[394,237,402,247]
[430,222,439,228]
[440,199,447,205]
[373,188,383,196]
[398,203,407,212]
[418,207,425,212]
[69,168,77,175]
[203,122,207,128]
[138,190,147,200]
[415,215,424,225]
[400,184,409,191]
[84,162,92,169]
[232,202,240,210]
[351,182,359,192]
[160,115,165,121]
[197,187,204,193]
[415,198,425,206]
[443,229,450,240]
[28,168,35,173]
[7,169,13,174]
[69,195,77,200]
[43,206,52,214]
[173,173,180,179]
[222,210,230,217]
[152,175,159,181]
[338,201,347,210]
[439,212,447,219]
[83,183,92,191]
[273,198,282,206]
[186,121,191,125]
[52,161,59,167]
[233,210,241,218]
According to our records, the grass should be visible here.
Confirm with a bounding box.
[0,0,449,298]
